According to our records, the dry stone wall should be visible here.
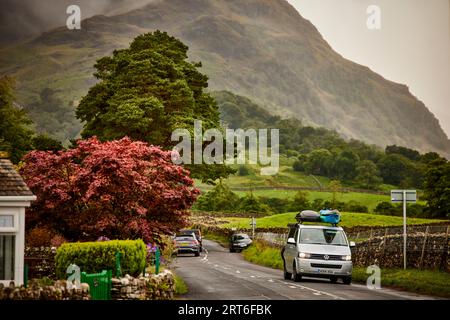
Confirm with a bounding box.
[111,270,175,300]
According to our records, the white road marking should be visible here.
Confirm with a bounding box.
[268,279,274,283]
[289,286,297,289]
[277,280,345,300]
[236,270,241,274]
[214,264,219,267]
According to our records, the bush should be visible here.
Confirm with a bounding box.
[239,193,271,214]
[343,200,369,213]
[26,226,56,247]
[55,239,146,279]
[374,201,427,217]
[237,165,251,176]
[194,183,240,212]
[287,190,310,211]
[258,197,290,214]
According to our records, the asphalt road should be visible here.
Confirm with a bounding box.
[173,239,437,300]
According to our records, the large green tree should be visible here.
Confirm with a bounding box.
[423,159,450,218]
[76,31,232,182]
[355,160,382,189]
[0,76,34,163]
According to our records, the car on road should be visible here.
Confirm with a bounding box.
[179,229,203,252]
[281,223,355,284]
[175,233,201,257]
[229,233,253,252]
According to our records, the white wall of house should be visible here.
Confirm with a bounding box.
[0,196,35,286]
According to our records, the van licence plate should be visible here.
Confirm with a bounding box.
[316,269,334,274]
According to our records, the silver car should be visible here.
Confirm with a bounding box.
[282,224,355,284]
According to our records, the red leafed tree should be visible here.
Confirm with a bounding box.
[20,137,199,244]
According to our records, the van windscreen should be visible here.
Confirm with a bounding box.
[299,229,347,246]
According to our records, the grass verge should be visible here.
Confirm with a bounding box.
[242,241,283,270]
[173,272,188,296]
[352,267,450,298]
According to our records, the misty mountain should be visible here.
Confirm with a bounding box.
[0,0,155,44]
[0,0,448,156]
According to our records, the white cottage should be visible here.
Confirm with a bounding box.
[0,156,36,286]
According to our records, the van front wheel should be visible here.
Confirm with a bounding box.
[283,263,292,280]
[343,276,352,285]
[292,262,302,282]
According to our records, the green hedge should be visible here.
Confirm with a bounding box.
[55,240,146,279]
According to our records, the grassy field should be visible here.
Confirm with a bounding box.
[195,165,330,190]
[219,212,445,229]
[241,240,450,298]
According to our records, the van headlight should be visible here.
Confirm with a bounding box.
[298,252,311,259]
[342,255,352,261]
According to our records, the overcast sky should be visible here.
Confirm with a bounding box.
[288,0,450,138]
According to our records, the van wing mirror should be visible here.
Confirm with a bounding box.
[349,241,356,248]
[287,237,296,244]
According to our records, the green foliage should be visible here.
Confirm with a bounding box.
[31,134,63,152]
[242,241,283,270]
[238,193,271,214]
[328,180,342,208]
[173,273,188,295]
[386,145,421,161]
[423,159,450,218]
[355,160,382,189]
[55,240,146,279]
[0,76,34,163]
[258,197,291,214]
[287,190,310,212]
[377,154,421,187]
[195,182,240,212]
[237,165,251,176]
[76,31,233,182]
[374,201,427,217]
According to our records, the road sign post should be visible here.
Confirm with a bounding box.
[391,190,417,270]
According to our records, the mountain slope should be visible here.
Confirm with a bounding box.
[0,0,448,156]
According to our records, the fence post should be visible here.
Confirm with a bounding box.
[441,226,450,271]
[366,229,373,266]
[155,246,160,275]
[23,263,28,288]
[419,226,429,269]
[381,228,388,266]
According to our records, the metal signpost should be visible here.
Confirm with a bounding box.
[391,190,417,270]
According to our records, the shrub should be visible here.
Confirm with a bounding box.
[194,182,240,212]
[343,200,369,213]
[55,239,146,279]
[26,226,56,247]
[374,202,400,216]
[258,197,290,214]
[239,193,271,214]
[287,190,310,211]
[237,165,251,176]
